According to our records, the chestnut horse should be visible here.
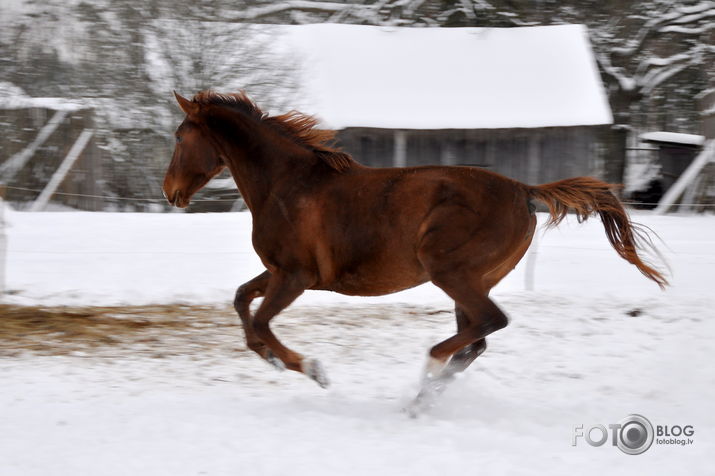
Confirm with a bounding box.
[163,91,666,407]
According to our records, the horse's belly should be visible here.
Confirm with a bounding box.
[315,262,429,296]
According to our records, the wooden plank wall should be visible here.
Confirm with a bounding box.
[337,126,609,184]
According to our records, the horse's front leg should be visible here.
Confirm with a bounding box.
[251,271,329,388]
[234,271,280,365]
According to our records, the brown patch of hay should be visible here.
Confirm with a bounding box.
[0,303,451,359]
[0,304,239,357]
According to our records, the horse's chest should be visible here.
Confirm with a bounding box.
[251,221,315,272]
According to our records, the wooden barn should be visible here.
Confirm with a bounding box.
[283,24,615,185]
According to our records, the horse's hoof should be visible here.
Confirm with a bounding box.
[404,390,437,418]
[403,401,422,419]
[303,358,329,389]
[265,351,285,371]
[404,373,454,418]
[423,355,447,381]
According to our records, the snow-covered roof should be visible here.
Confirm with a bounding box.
[640,131,705,146]
[0,96,85,111]
[0,82,84,111]
[282,24,613,130]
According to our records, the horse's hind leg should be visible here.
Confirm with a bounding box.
[436,222,533,379]
[408,290,506,416]
[406,244,510,416]
[441,306,488,378]
[424,211,535,380]
[407,306,488,416]
[409,276,507,413]
[429,272,510,368]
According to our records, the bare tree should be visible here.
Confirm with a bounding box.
[192,0,502,26]
[144,20,299,115]
[589,1,714,122]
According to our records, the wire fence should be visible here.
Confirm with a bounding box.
[4,185,240,203]
[1,188,713,298]
[622,201,715,209]
[4,184,715,209]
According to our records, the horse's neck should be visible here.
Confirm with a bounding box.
[222,147,267,214]
[209,113,312,215]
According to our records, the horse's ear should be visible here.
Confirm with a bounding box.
[174,91,199,116]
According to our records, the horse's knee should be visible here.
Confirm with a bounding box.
[234,284,257,313]
[234,286,245,311]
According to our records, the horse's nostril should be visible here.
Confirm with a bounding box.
[163,188,179,206]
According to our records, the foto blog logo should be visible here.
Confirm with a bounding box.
[572,414,694,455]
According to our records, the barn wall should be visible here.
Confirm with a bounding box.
[336,126,609,184]
[338,129,396,168]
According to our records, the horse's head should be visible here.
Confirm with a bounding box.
[162,92,226,208]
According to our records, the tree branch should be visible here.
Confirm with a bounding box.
[611,1,714,57]
[596,51,638,92]
[639,46,705,95]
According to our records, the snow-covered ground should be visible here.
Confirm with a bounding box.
[1,209,714,475]
[4,209,713,306]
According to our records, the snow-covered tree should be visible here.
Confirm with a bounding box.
[144,20,298,117]
[588,1,714,123]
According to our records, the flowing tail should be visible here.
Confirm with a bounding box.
[527,177,668,289]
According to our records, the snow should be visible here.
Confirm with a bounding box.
[640,131,706,147]
[281,24,614,129]
[1,209,714,474]
[0,82,84,111]
[4,209,713,306]
[677,0,715,16]
[659,24,715,34]
[0,82,163,129]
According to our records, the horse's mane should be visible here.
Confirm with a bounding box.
[191,90,355,172]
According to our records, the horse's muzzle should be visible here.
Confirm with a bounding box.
[163,188,182,207]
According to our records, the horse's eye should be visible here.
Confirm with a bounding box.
[176,136,182,143]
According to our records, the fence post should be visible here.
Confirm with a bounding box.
[30,129,93,212]
[0,184,6,299]
[524,226,539,291]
